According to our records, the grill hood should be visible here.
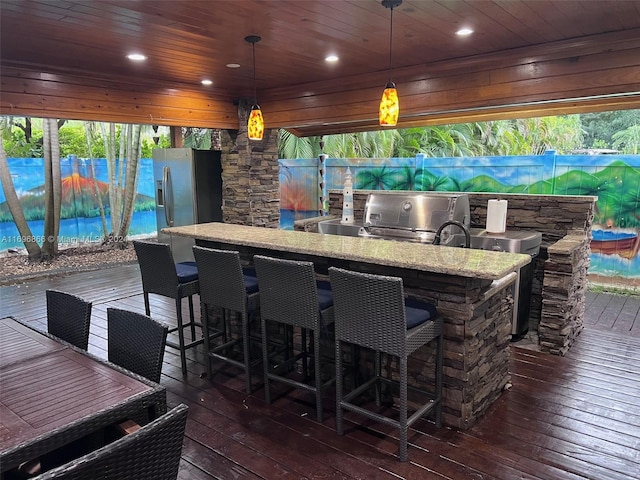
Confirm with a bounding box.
[359,192,470,243]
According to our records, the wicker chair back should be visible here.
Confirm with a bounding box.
[107,308,168,384]
[46,290,92,350]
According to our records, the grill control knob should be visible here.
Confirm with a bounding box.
[402,201,412,211]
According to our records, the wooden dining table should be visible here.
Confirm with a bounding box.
[0,317,167,473]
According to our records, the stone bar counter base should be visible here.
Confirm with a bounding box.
[324,190,596,356]
[164,223,527,430]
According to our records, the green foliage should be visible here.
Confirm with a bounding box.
[581,110,640,149]
[183,128,211,149]
[59,121,93,157]
[612,124,640,154]
[142,135,170,157]
[278,130,320,159]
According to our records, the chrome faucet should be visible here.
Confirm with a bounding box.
[433,220,471,248]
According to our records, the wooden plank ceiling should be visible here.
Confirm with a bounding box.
[1,0,640,136]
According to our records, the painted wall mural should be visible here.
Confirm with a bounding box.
[279,152,640,280]
[0,156,155,250]
[2,153,639,282]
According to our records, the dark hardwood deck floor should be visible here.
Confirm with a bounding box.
[1,264,639,479]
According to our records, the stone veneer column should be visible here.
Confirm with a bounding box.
[219,100,280,227]
[539,234,590,355]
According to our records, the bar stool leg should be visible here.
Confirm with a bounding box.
[261,316,272,405]
[335,339,345,435]
[313,327,322,422]
[201,302,213,380]
[374,350,382,406]
[242,312,253,394]
[301,327,309,379]
[399,356,409,462]
[143,292,151,316]
[435,333,443,428]
[175,297,187,375]
[188,295,196,340]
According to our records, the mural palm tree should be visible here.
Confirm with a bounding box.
[355,166,397,190]
[419,170,457,191]
[392,165,422,190]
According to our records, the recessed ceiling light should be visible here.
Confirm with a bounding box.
[226,63,241,68]
[456,27,474,36]
[126,53,147,61]
[325,54,339,63]
[201,79,213,86]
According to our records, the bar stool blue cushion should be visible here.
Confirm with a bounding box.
[175,261,199,283]
[243,266,258,277]
[243,272,259,294]
[316,280,334,311]
[404,298,438,329]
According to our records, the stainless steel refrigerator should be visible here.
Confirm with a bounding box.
[153,148,223,263]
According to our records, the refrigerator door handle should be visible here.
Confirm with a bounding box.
[163,166,174,227]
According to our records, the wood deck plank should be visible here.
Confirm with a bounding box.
[2,265,640,479]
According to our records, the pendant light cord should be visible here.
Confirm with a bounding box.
[252,42,257,104]
[388,5,394,83]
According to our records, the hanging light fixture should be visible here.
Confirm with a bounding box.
[245,35,264,141]
[379,0,402,127]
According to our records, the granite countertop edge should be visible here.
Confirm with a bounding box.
[163,223,530,280]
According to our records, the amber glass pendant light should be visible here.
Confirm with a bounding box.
[379,0,402,127]
[245,35,264,141]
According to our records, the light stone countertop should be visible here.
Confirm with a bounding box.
[163,222,531,280]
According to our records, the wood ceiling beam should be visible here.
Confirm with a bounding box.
[0,68,239,129]
[264,29,640,136]
[1,29,639,136]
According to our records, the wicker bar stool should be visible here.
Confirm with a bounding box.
[192,246,260,393]
[253,255,334,422]
[133,240,201,375]
[107,307,169,384]
[46,290,92,350]
[328,266,443,462]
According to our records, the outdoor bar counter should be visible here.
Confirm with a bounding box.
[164,222,530,429]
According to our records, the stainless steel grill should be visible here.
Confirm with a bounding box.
[358,192,470,244]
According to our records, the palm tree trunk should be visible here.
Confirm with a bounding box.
[117,124,142,242]
[42,119,61,258]
[0,132,42,259]
[85,122,108,237]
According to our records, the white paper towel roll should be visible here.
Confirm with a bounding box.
[486,199,508,233]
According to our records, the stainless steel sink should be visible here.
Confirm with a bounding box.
[443,230,541,255]
[444,233,517,252]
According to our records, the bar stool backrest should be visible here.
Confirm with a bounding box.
[253,255,321,330]
[328,267,408,358]
[133,240,179,298]
[193,246,248,314]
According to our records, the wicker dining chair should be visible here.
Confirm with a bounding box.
[31,403,188,480]
[328,266,444,462]
[107,308,169,384]
[192,246,260,393]
[133,240,201,375]
[46,290,92,350]
[253,254,334,422]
